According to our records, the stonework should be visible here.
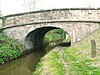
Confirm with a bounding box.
[0,8,100,49]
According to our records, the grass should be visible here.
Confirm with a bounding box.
[33,29,100,75]
[33,51,66,75]
[62,29,100,75]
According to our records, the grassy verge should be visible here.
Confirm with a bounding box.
[33,50,66,75]
[33,29,100,75]
[62,29,100,75]
[0,32,24,64]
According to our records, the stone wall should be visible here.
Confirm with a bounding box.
[1,8,100,28]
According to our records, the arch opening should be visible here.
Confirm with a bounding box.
[24,26,71,50]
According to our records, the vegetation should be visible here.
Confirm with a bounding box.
[45,29,68,43]
[33,29,100,75]
[33,51,66,75]
[44,29,69,52]
[0,32,24,64]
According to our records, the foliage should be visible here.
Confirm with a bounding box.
[2,16,7,26]
[44,29,67,43]
[0,33,24,64]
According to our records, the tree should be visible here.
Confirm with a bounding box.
[23,0,38,11]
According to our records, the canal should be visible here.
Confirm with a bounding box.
[0,49,45,75]
[0,38,68,75]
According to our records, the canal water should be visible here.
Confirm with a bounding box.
[0,49,45,75]
[0,39,65,75]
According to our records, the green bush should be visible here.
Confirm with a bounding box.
[0,33,24,64]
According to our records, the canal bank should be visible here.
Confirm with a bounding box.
[0,32,25,64]
[33,29,100,75]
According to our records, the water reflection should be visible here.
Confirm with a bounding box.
[0,40,63,75]
[0,50,45,75]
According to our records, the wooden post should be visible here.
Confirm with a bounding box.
[91,39,96,58]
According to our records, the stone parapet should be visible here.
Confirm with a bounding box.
[1,8,100,28]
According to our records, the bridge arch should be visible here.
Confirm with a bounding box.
[2,8,100,50]
[24,26,71,50]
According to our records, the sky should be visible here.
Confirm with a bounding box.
[0,0,100,16]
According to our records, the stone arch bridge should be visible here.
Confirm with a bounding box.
[0,8,100,49]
